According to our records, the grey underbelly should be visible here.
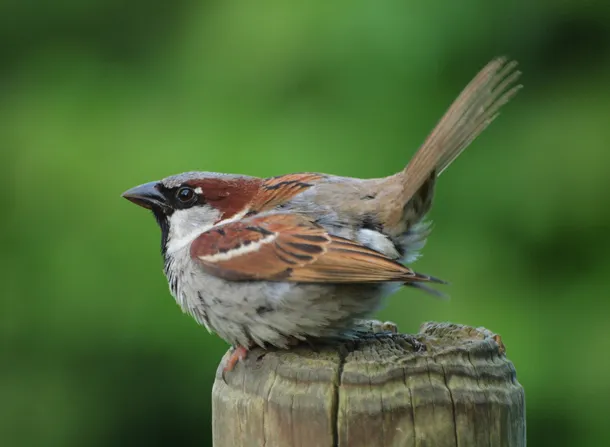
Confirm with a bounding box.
[176,273,401,348]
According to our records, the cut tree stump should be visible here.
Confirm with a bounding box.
[212,321,525,447]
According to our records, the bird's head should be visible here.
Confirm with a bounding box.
[122,172,259,255]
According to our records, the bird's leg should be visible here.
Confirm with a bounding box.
[223,345,249,373]
[221,345,250,384]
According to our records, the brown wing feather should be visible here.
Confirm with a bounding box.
[288,235,424,283]
[251,173,325,212]
[190,214,330,280]
[191,214,438,284]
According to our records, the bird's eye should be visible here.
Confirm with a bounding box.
[176,187,196,203]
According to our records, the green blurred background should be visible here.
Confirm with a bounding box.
[2,0,609,446]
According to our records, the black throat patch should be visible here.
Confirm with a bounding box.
[153,209,171,261]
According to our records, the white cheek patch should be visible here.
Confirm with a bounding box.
[198,234,277,262]
[165,206,253,255]
[166,207,221,254]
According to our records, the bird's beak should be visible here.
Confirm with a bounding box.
[122,181,168,210]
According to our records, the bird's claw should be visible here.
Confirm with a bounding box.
[221,345,249,384]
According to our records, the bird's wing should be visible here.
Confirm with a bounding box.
[190,213,441,284]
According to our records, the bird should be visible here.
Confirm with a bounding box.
[122,57,521,373]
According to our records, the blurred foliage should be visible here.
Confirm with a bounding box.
[2,0,610,446]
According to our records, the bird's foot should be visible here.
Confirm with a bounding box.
[221,345,249,383]
[351,319,399,338]
[224,345,249,372]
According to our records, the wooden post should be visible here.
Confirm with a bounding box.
[212,321,525,447]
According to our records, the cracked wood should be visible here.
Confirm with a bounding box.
[211,322,526,447]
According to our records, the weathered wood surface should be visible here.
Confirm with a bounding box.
[212,321,525,447]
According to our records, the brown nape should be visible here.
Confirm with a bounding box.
[185,177,262,220]
[183,173,327,222]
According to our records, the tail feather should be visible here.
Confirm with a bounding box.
[407,271,448,285]
[406,281,450,300]
[400,57,522,204]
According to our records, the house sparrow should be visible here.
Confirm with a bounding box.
[123,58,521,372]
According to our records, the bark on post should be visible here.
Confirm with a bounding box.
[212,321,526,447]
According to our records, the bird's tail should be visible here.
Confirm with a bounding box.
[402,57,521,200]
[378,58,522,230]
